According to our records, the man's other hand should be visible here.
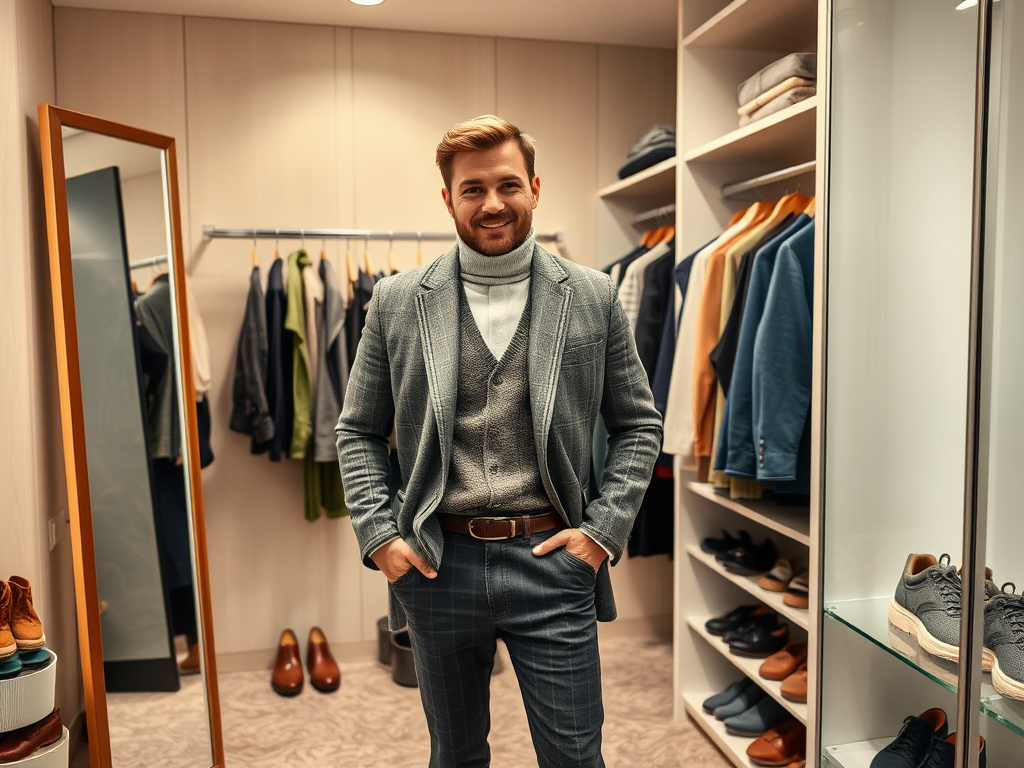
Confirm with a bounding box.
[531,529,608,572]
[371,538,438,583]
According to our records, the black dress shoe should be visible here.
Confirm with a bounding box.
[719,538,778,576]
[701,530,754,557]
[729,622,790,658]
[721,611,779,643]
[705,605,773,637]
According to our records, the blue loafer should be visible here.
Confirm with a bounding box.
[702,677,753,714]
[723,695,792,737]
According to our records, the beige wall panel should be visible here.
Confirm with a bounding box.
[5,0,82,723]
[351,28,495,272]
[183,17,372,652]
[335,28,355,250]
[596,44,676,268]
[54,8,191,250]
[496,38,597,268]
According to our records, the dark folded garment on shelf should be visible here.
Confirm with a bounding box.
[618,124,675,179]
[739,87,816,127]
[738,52,817,107]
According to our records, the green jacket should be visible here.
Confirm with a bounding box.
[285,249,313,458]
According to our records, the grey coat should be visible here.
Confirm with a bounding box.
[313,259,349,463]
[336,245,663,628]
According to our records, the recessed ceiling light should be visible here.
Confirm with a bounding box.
[350,0,385,5]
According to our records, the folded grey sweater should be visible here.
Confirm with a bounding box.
[738,53,817,106]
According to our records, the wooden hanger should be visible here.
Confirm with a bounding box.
[804,197,816,217]
[416,234,424,267]
[251,231,259,268]
[274,230,281,261]
[363,237,374,275]
[346,238,357,284]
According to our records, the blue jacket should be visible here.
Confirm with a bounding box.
[721,215,811,479]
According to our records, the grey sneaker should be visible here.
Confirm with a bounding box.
[984,583,1024,702]
[888,554,961,663]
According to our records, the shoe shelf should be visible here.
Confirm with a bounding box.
[686,481,811,546]
[682,0,819,52]
[825,599,1024,738]
[820,738,890,768]
[687,615,808,724]
[3,727,69,768]
[597,157,677,201]
[680,690,755,768]
[687,544,810,630]
[683,98,817,167]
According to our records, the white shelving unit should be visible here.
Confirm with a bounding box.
[687,616,808,723]
[672,2,819,767]
[598,157,677,200]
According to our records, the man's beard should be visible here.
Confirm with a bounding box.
[454,210,533,256]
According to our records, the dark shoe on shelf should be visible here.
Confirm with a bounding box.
[746,720,806,767]
[868,708,948,768]
[307,626,341,693]
[8,576,45,652]
[722,696,792,737]
[780,664,807,703]
[888,554,962,663]
[919,734,985,768]
[760,642,808,681]
[758,559,795,593]
[729,623,790,658]
[706,605,775,637]
[783,571,810,609]
[721,611,781,644]
[713,681,767,720]
[984,583,1024,701]
[0,708,62,762]
[702,677,753,714]
[701,529,754,557]
[719,537,778,576]
[271,629,304,696]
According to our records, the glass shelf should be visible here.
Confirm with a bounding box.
[825,598,1024,738]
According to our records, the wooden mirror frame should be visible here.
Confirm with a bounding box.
[37,104,224,768]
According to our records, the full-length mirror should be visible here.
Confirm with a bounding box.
[38,105,223,768]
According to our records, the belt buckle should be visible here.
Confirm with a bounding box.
[468,516,516,541]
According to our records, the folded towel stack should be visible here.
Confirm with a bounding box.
[618,124,676,180]
[737,53,817,127]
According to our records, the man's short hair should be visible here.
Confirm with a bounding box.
[436,115,537,192]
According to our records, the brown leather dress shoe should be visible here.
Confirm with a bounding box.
[8,576,45,651]
[271,629,304,696]
[746,720,806,767]
[0,708,62,761]
[780,663,808,703]
[307,626,340,693]
[759,642,808,681]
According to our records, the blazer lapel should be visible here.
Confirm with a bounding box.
[529,246,572,492]
[415,247,460,478]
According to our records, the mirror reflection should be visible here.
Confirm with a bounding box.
[61,126,213,768]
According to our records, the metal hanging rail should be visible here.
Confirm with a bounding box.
[202,225,568,257]
[721,160,816,200]
[630,203,676,230]
[129,254,168,270]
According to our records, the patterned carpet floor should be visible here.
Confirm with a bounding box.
[82,634,730,767]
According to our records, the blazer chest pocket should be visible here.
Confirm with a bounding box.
[561,336,603,368]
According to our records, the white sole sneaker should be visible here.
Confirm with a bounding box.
[888,599,961,663]
[992,658,1024,701]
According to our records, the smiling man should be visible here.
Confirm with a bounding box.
[336,115,662,768]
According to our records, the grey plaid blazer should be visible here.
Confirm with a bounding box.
[336,244,663,627]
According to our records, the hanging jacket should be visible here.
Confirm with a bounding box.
[722,214,812,479]
[255,258,291,461]
[314,259,349,463]
[634,244,676,381]
[752,219,815,488]
[285,249,314,459]
[229,266,274,445]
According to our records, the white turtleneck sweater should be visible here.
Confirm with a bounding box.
[457,228,535,360]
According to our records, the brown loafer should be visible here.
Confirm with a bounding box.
[307,626,340,693]
[271,629,304,696]
[759,642,808,681]
[8,576,45,651]
[746,720,806,767]
[780,663,808,703]
[0,708,62,761]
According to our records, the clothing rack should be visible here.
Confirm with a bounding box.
[630,204,676,231]
[202,225,571,261]
[130,254,168,270]
[720,160,816,201]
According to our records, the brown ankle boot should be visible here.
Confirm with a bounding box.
[0,583,17,660]
[8,577,44,651]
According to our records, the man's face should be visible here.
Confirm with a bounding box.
[442,140,540,256]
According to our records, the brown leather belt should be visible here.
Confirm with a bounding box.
[435,511,563,541]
